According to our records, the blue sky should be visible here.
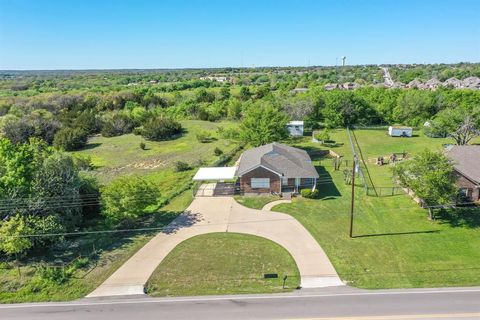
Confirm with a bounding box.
[0,0,479,69]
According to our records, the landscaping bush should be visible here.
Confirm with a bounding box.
[196,130,214,143]
[315,129,330,143]
[141,116,182,141]
[214,147,223,156]
[174,161,191,172]
[53,127,88,151]
[300,188,319,199]
[140,142,146,150]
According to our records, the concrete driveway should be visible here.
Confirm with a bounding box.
[87,197,343,297]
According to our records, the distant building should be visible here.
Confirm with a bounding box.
[406,79,424,89]
[290,88,309,94]
[286,121,304,137]
[445,145,480,202]
[462,76,480,89]
[324,83,338,91]
[442,77,463,89]
[200,75,230,83]
[424,78,441,89]
[388,126,413,137]
[342,82,359,90]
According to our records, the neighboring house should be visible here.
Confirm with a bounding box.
[290,88,309,94]
[286,121,304,137]
[445,145,480,202]
[388,126,413,137]
[236,142,319,194]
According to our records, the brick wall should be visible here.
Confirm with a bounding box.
[456,173,480,201]
[240,167,280,194]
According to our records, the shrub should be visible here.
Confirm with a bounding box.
[140,142,146,150]
[174,161,191,172]
[101,176,161,227]
[53,127,88,151]
[74,111,101,134]
[101,114,135,137]
[217,126,241,140]
[2,118,36,144]
[196,130,214,143]
[36,264,71,284]
[300,188,319,199]
[214,147,223,156]
[315,129,330,143]
[141,117,182,141]
[73,154,94,171]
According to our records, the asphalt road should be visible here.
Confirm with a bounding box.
[1,287,480,320]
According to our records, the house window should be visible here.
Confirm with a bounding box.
[459,188,472,197]
[282,177,289,186]
[251,178,270,189]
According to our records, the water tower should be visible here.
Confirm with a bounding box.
[341,56,346,67]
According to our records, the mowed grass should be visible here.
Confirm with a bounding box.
[73,120,239,183]
[234,195,281,210]
[146,233,300,297]
[273,139,480,289]
[315,128,480,186]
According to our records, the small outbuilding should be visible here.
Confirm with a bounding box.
[286,121,304,137]
[388,126,413,137]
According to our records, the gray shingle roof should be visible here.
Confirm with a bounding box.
[237,142,319,178]
[445,145,480,184]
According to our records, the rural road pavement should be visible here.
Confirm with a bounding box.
[1,287,480,319]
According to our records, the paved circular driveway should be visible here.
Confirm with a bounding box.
[88,197,343,297]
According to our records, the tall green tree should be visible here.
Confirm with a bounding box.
[240,103,289,146]
[0,138,96,256]
[101,176,161,227]
[392,149,457,219]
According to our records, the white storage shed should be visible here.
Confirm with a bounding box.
[388,126,413,137]
[286,121,304,137]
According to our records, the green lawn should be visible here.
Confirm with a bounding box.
[146,233,300,297]
[73,120,239,183]
[273,138,480,289]
[234,195,281,210]
[312,128,480,187]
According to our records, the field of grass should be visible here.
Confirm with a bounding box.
[73,120,239,184]
[312,128,480,187]
[146,233,300,297]
[234,195,281,210]
[0,189,194,303]
[274,137,480,289]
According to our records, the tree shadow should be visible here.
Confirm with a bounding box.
[436,207,480,229]
[81,142,102,150]
[161,210,203,234]
[354,230,441,238]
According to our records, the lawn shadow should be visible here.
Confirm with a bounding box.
[81,142,102,150]
[354,230,441,238]
[436,207,480,229]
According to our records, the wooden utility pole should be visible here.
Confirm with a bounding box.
[349,157,356,238]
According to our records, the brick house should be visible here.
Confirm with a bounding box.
[445,145,480,202]
[236,142,319,194]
